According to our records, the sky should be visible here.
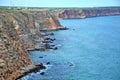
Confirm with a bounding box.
[0,0,120,7]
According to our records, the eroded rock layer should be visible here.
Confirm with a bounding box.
[57,8,120,19]
[0,9,63,80]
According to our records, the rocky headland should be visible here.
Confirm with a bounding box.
[51,7,120,19]
[0,7,120,80]
[0,9,63,80]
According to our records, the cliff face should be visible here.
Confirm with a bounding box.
[58,8,120,19]
[0,9,63,80]
[0,12,31,80]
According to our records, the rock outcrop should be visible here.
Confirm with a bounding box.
[1,7,120,80]
[0,12,31,80]
[57,8,120,19]
[0,9,63,80]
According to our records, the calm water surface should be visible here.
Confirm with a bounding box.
[20,16,120,80]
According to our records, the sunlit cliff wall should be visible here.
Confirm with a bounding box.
[57,8,120,19]
[0,9,63,80]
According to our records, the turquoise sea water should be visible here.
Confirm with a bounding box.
[20,16,120,80]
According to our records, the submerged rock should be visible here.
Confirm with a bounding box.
[39,56,43,58]
[68,62,75,67]
[49,32,54,35]
[40,72,45,75]
[46,62,50,65]
[51,45,58,50]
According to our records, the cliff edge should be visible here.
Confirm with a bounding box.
[56,8,120,19]
[0,9,63,80]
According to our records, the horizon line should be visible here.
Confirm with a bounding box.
[0,5,120,8]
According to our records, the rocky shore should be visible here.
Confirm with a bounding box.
[50,7,120,19]
[0,7,120,80]
[0,9,64,80]
[28,31,58,51]
[16,63,46,80]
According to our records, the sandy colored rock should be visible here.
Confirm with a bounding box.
[0,59,4,63]
[56,8,120,19]
[0,9,63,80]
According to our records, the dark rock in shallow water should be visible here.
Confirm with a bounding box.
[68,62,74,67]
[46,62,50,65]
[51,38,56,41]
[69,64,74,66]
[48,32,54,35]
[73,29,75,30]
[43,37,56,43]
[40,47,46,51]
[44,55,47,56]
[40,43,58,51]
[39,56,43,58]
[23,63,46,74]
[16,63,46,79]
[57,27,69,30]
[42,40,53,43]
[40,72,45,75]
[45,43,51,49]
[33,63,46,71]
[44,37,51,40]
[51,45,58,50]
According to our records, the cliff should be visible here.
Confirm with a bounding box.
[1,7,120,80]
[0,9,63,80]
[57,8,120,19]
[0,11,31,80]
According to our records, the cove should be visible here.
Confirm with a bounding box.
[20,16,120,80]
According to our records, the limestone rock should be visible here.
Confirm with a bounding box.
[57,8,120,19]
[0,9,63,80]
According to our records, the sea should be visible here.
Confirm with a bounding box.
[19,15,120,80]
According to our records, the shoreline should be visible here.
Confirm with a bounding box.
[40,26,69,32]
[28,27,69,51]
[16,63,46,80]
[16,28,69,79]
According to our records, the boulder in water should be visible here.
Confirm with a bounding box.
[39,56,43,58]
[68,62,74,67]
[40,72,45,75]
[46,62,50,65]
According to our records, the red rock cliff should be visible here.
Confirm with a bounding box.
[58,8,120,19]
[0,9,63,80]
